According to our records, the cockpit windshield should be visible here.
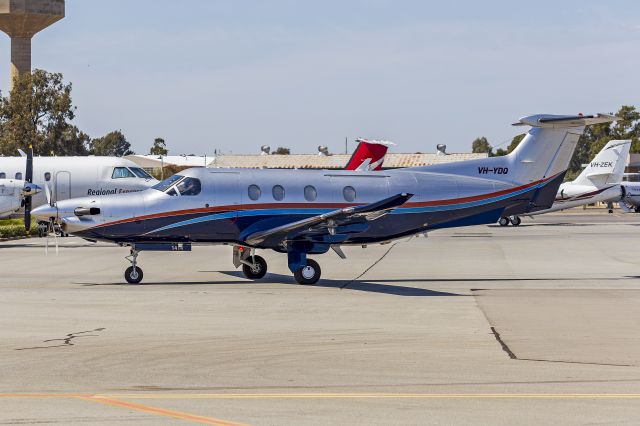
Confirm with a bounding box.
[152,174,184,192]
[151,175,202,196]
[130,167,153,179]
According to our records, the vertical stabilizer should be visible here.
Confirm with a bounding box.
[571,140,631,187]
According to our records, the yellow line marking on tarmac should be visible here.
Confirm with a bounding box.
[98,393,640,399]
[3,393,640,400]
[78,396,249,426]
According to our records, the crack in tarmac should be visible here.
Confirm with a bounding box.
[15,328,106,351]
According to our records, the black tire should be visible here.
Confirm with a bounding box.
[242,255,267,279]
[635,206,640,213]
[510,216,521,226]
[125,266,143,284]
[294,259,321,285]
[498,217,510,227]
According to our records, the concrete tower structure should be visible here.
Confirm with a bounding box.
[0,0,65,90]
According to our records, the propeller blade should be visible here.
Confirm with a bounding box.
[23,146,34,231]
[44,182,52,206]
[25,145,33,184]
[24,196,32,230]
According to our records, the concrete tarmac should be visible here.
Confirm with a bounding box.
[1,210,640,425]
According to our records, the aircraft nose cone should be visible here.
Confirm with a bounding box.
[31,204,57,221]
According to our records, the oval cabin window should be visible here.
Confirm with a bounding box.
[304,185,317,201]
[248,184,262,201]
[343,186,356,202]
[272,185,285,201]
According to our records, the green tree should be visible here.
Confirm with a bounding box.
[273,147,290,155]
[90,130,134,156]
[471,137,492,154]
[150,137,168,155]
[507,133,525,153]
[0,69,88,155]
[494,148,508,156]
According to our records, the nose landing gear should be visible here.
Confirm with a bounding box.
[124,248,143,284]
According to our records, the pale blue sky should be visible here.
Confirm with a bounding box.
[1,0,639,154]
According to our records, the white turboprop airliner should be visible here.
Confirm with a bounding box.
[500,139,631,226]
[0,155,158,221]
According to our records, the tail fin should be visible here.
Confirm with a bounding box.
[571,140,631,187]
[344,139,394,171]
[413,113,618,185]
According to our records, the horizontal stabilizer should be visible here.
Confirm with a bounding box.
[513,113,618,128]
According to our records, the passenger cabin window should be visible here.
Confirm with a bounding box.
[304,185,317,201]
[0,173,5,179]
[343,186,356,202]
[272,185,285,201]
[15,172,22,180]
[44,172,51,182]
[248,184,261,201]
[112,167,136,179]
[130,167,153,179]
[176,177,201,196]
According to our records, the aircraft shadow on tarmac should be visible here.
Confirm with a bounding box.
[80,271,466,297]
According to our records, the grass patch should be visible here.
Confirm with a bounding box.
[0,218,38,238]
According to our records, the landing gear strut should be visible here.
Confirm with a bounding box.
[124,248,143,284]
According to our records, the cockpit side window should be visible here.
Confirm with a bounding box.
[112,167,136,179]
[0,173,5,179]
[130,167,153,179]
[176,177,201,196]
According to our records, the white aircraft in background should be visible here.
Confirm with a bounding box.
[500,139,631,225]
[0,151,158,228]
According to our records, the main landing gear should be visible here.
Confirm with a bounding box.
[233,245,322,285]
[498,216,521,227]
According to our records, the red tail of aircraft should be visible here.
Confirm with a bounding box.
[344,139,395,171]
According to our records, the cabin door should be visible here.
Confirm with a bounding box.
[55,171,71,202]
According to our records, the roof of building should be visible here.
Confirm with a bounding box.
[206,152,487,169]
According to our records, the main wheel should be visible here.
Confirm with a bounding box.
[125,266,143,284]
[242,255,267,279]
[635,206,640,213]
[294,259,321,285]
[509,216,522,226]
[498,217,510,227]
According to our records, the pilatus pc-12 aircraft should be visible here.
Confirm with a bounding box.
[33,113,616,284]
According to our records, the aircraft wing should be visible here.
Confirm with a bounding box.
[244,193,413,247]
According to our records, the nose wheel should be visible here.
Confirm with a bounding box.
[124,248,143,284]
[241,255,268,279]
[294,259,321,285]
[125,265,143,284]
